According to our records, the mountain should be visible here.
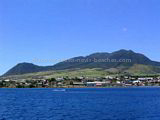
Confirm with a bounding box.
[53,49,160,69]
[3,63,54,76]
[3,50,160,76]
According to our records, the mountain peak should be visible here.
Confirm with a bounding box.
[113,49,134,53]
[4,62,42,76]
[17,62,35,66]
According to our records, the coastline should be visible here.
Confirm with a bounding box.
[1,86,160,89]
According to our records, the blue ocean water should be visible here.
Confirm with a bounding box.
[0,88,160,120]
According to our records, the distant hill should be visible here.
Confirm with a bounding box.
[3,49,160,76]
[3,63,54,76]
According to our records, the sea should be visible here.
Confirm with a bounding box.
[0,88,160,120]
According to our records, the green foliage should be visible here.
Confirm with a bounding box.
[4,50,160,76]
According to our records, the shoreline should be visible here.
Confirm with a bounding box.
[1,86,160,89]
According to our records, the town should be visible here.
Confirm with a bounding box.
[0,75,160,88]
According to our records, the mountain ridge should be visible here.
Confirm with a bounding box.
[3,49,160,76]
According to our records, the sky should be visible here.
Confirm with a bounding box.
[0,0,160,75]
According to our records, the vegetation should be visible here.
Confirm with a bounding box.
[3,50,160,76]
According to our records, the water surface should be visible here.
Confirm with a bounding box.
[0,88,160,120]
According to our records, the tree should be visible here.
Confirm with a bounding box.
[48,78,56,88]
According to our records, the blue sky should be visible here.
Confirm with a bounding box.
[0,0,160,75]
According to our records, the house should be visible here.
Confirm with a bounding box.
[73,82,85,86]
[4,79,10,82]
[105,76,114,79]
[86,81,108,87]
[125,84,132,86]
[77,77,84,80]
[56,78,64,81]
[116,81,121,84]
[138,77,153,81]
[132,80,141,83]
